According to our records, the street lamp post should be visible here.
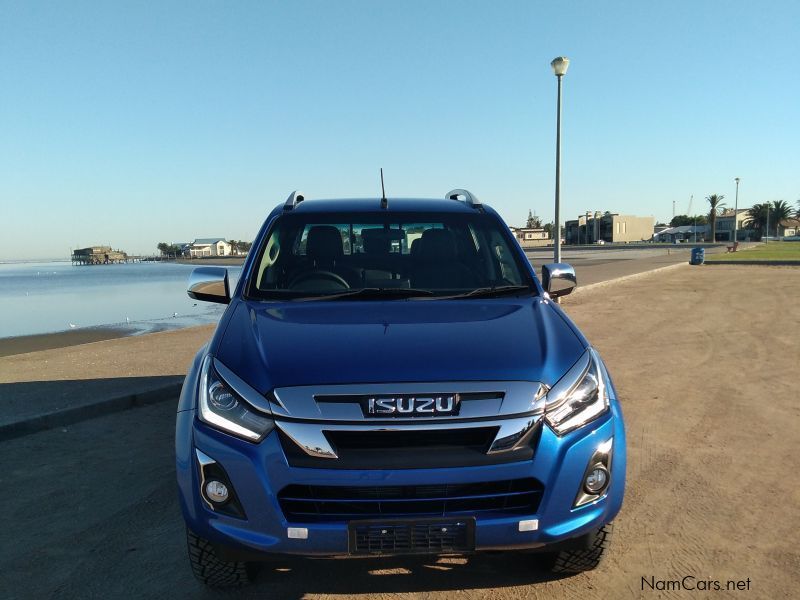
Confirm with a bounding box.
[551,56,569,263]
[765,202,770,244]
[733,177,740,248]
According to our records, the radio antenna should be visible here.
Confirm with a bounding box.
[380,168,388,209]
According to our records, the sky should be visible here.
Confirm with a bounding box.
[1,0,798,259]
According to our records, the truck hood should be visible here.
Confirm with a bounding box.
[215,298,586,393]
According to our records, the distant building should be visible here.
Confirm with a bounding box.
[714,209,750,242]
[188,238,232,257]
[172,242,191,257]
[71,246,128,265]
[779,218,800,237]
[566,213,655,244]
[652,225,706,243]
[653,225,670,236]
[509,226,550,248]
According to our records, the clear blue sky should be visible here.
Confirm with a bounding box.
[1,0,798,259]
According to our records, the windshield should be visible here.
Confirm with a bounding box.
[247,211,534,300]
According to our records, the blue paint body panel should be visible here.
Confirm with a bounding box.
[176,196,626,559]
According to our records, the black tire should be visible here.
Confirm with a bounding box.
[543,523,613,574]
[186,529,258,588]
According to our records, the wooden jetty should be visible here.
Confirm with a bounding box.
[71,246,176,265]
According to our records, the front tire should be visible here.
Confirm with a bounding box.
[186,529,258,588]
[543,523,613,573]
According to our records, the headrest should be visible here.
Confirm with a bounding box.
[361,228,391,255]
[306,226,343,260]
[418,228,458,261]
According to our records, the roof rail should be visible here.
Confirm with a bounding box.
[283,191,305,211]
[446,188,481,209]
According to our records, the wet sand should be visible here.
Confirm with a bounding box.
[0,327,132,358]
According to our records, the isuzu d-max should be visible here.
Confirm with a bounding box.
[176,190,626,588]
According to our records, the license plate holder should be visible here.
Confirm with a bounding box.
[348,517,476,555]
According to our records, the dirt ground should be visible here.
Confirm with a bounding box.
[1,265,798,599]
[557,264,800,599]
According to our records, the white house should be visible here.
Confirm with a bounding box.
[509,227,551,248]
[189,238,232,257]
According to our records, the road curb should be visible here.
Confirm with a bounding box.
[703,260,800,266]
[569,261,690,296]
[0,382,182,442]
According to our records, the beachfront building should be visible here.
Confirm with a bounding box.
[652,225,706,243]
[778,218,800,238]
[566,212,655,244]
[508,226,551,248]
[714,209,750,242]
[188,238,232,257]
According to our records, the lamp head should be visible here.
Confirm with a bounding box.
[551,56,570,76]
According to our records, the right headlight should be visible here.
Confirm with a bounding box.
[545,349,610,435]
[198,356,274,442]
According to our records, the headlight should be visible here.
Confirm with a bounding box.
[198,356,274,442]
[545,349,609,435]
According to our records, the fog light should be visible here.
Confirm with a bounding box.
[205,480,229,504]
[584,466,609,495]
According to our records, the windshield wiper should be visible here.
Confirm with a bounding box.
[439,285,533,299]
[293,287,436,301]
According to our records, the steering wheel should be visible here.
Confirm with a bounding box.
[288,270,350,291]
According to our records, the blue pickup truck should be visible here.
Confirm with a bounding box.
[176,190,626,588]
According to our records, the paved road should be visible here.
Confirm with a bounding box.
[2,265,798,599]
[525,246,717,287]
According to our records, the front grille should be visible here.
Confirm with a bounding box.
[349,519,475,555]
[279,423,540,469]
[327,427,495,451]
[278,478,544,522]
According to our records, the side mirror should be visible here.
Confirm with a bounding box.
[188,267,230,304]
[541,263,577,298]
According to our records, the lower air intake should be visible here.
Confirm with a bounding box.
[278,478,544,522]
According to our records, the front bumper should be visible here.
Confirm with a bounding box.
[176,400,626,557]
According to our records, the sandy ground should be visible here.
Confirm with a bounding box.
[1,265,799,599]
[558,265,800,599]
[0,325,215,384]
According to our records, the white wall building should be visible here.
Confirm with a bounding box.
[189,238,232,257]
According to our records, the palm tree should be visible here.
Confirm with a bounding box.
[770,200,793,237]
[745,203,769,238]
[706,194,726,241]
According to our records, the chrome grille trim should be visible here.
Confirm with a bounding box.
[269,381,547,422]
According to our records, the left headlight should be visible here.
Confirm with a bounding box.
[545,349,610,435]
[198,356,275,442]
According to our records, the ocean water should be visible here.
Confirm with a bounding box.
[0,261,242,339]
